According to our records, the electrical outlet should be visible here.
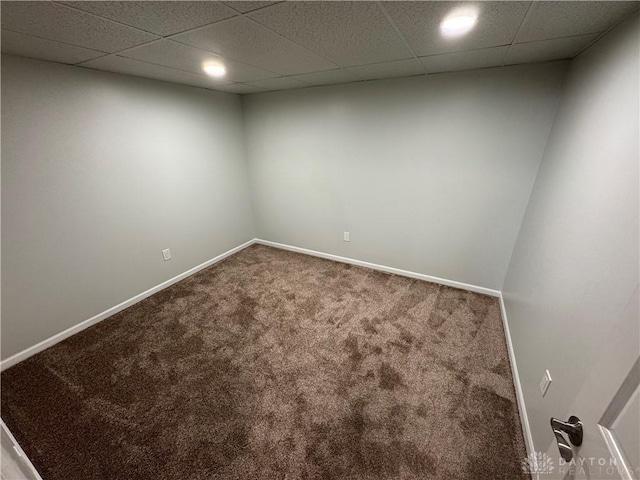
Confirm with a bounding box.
[540,369,552,397]
[162,248,171,261]
[343,232,350,242]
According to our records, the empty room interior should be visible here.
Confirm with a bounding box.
[1,1,639,479]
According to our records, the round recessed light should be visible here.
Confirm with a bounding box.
[440,15,477,37]
[202,63,226,78]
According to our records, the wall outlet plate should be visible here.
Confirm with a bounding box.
[162,248,171,261]
[540,369,552,397]
[343,232,350,242]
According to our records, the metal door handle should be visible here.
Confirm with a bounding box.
[552,428,574,462]
[551,416,583,446]
[550,416,583,462]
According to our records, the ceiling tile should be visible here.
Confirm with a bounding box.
[1,30,105,64]
[78,54,229,89]
[245,76,310,91]
[419,46,509,74]
[248,1,414,67]
[288,69,361,86]
[222,2,281,14]
[119,39,278,82]
[515,1,638,44]
[170,17,335,75]
[61,1,238,37]
[383,1,530,57]
[505,34,598,65]
[346,58,425,80]
[0,1,158,53]
[211,83,266,94]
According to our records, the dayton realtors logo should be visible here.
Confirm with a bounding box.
[522,452,555,475]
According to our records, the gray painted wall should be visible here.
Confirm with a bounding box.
[243,62,568,290]
[502,15,639,453]
[1,55,255,359]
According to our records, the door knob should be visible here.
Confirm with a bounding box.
[550,416,583,462]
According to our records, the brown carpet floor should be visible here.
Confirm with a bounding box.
[1,244,527,480]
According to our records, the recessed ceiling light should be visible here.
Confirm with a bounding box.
[202,62,226,78]
[440,15,477,37]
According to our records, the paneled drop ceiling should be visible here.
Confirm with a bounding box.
[1,1,637,94]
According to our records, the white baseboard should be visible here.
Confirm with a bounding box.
[499,292,535,460]
[1,419,43,480]
[255,239,501,297]
[0,238,256,371]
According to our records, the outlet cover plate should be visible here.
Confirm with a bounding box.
[540,369,552,397]
[162,248,171,261]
